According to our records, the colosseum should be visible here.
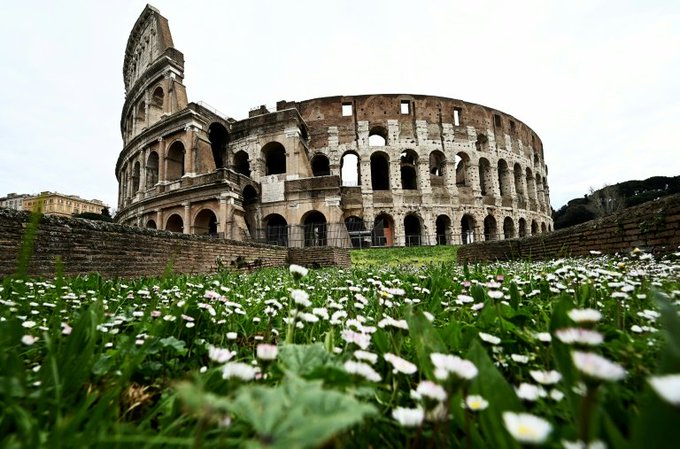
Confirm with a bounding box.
[116,5,553,248]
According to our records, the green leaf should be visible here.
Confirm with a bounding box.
[406,307,446,380]
[278,343,333,376]
[466,340,522,449]
[159,336,187,356]
[228,376,376,449]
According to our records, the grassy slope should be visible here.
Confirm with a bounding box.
[350,245,458,267]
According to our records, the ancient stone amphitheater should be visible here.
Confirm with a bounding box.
[116,5,553,248]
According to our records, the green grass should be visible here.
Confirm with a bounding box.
[350,245,458,267]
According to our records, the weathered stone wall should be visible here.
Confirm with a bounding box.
[0,209,348,278]
[288,247,351,269]
[457,194,680,263]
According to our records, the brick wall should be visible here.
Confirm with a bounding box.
[288,246,352,269]
[0,209,349,278]
[458,194,680,263]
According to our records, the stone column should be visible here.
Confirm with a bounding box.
[183,202,191,234]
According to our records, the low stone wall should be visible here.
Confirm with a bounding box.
[458,194,680,263]
[0,209,349,278]
[288,246,352,269]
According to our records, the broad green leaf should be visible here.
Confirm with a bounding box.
[278,343,333,376]
[406,307,446,380]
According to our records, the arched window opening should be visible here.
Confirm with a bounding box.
[370,152,390,190]
[152,87,163,107]
[541,222,547,233]
[526,168,537,201]
[234,150,250,177]
[265,214,288,246]
[461,214,476,244]
[518,218,527,238]
[166,141,185,181]
[345,216,368,248]
[475,133,489,152]
[208,123,228,170]
[341,152,360,187]
[435,215,451,245]
[166,214,183,233]
[404,214,422,246]
[146,219,157,229]
[372,213,394,247]
[514,163,524,196]
[484,215,497,241]
[132,161,141,193]
[533,152,540,166]
[479,158,492,196]
[146,152,159,187]
[455,152,471,187]
[262,142,286,175]
[194,209,218,236]
[498,159,511,196]
[136,101,146,126]
[400,150,418,190]
[311,154,330,177]
[303,211,327,247]
[243,185,258,206]
[429,151,446,177]
[531,220,539,236]
[503,217,515,239]
[368,126,387,146]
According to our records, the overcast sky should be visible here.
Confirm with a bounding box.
[0,0,678,212]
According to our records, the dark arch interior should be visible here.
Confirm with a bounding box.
[404,215,421,246]
[146,219,157,229]
[503,217,515,239]
[303,211,327,247]
[194,209,218,236]
[166,142,185,181]
[146,152,159,187]
[311,154,330,176]
[371,153,389,190]
[484,215,497,241]
[208,123,228,170]
[461,215,475,244]
[263,142,286,175]
[166,214,183,233]
[345,216,367,248]
[435,215,451,245]
[243,185,258,206]
[234,150,250,177]
[372,214,394,247]
[266,214,288,246]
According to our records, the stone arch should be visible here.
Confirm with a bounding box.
[514,163,524,196]
[135,100,146,128]
[264,213,288,246]
[435,214,451,245]
[243,185,258,206]
[541,222,547,233]
[302,210,327,247]
[497,159,511,196]
[208,122,228,170]
[194,208,218,236]
[146,151,159,187]
[132,161,141,193]
[400,149,418,190]
[311,153,330,176]
[234,150,250,177]
[368,125,387,146]
[429,150,446,178]
[526,167,537,203]
[166,141,185,181]
[461,214,476,244]
[345,215,367,248]
[484,215,497,241]
[373,213,394,247]
[262,142,286,175]
[149,86,164,122]
[455,152,471,187]
[404,213,422,246]
[166,214,183,233]
[475,133,489,152]
[146,219,157,229]
[518,217,527,238]
[503,217,515,239]
[531,219,539,235]
[370,151,390,190]
[478,158,492,195]
[341,151,360,187]
[242,185,259,235]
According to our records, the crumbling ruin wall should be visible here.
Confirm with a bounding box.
[457,194,680,263]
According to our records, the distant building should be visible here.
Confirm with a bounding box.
[0,193,30,211]
[16,192,107,217]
